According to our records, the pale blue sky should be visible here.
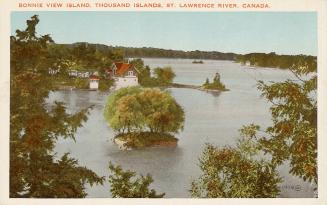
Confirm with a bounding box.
[11,11,317,56]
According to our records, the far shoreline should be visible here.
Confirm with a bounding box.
[55,82,229,93]
[129,56,235,61]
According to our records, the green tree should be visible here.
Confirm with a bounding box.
[47,44,73,79]
[98,79,114,92]
[190,125,281,198]
[104,87,143,133]
[94,49,113,76]
[257,56,317,184]
[137,89,184,133]
[108,162,165,198]
[104,87,184,134]
[129,59,155,87]
[138,65,158,87]
[10,15,104,198]
[204,78,210,86]
[110,49,125,62]
[129,58,144,70]
[74,78,89,89]
[154,67,176,84]
[135,63,176,87]
[114,95,145,133]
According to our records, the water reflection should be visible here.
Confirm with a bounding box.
[206,90,221,97]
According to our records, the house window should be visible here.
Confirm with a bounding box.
[128,71,133,76]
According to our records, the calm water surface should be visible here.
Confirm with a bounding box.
[49,58,316,198]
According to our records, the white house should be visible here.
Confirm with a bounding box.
[108,62,139,89]
[89,75,100,90]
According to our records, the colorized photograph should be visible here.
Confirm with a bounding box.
[10,11,317,198]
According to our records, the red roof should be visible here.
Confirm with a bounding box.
[90,75,100,80]
[114,63,134,76]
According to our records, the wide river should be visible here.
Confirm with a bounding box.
[49,58,316,198]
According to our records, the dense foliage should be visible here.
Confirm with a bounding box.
[98,79,114,91]
[129,59,156,86]
[47,40,123,91]
[191,125,282,198]
[108,162,165,198]
[10,15,104,197]
[154,67,176,84]
[58,43,236,60]
[74,78,89,89]
[104,87,184,134]
[131,58,176,87]
[236,52,316,69]
[257,57,317,184]
[49,42,124,73]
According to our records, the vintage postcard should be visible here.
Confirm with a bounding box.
[0,0,326,204]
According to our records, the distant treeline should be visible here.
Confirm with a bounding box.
[59,43,317,70]
[61,42,237,60]
[236,52,317,69]
[121,46,236,60]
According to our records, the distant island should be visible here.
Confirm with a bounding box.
[202,73,228,91]
[236,52,316,69]
[192,60,204,64]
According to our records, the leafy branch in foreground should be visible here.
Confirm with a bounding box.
[191,56,317,198]
[190,125,282,198]
[108,162,165,198]
[10,15,104,197]
[257,57,317,184]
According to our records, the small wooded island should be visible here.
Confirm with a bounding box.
[202,72,228,91]
[192,60,204,64]
[104,86,185,150]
